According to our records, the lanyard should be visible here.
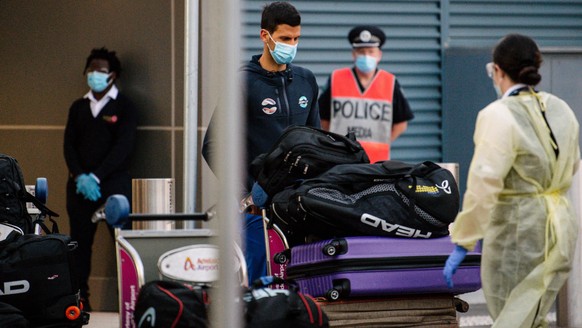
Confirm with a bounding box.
[528,87,560,158]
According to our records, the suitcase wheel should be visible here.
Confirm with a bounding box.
[326,279,350,301]
[326,288,341,301]
[273,249,290,264]
[322,244,338,256]
[322,239,348,257]
[65,305,81,320]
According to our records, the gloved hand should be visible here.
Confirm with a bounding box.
[443,245,468,288]
[76,173,101,202]
[251,182,269,208]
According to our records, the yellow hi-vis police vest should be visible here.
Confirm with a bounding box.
[330,68,395,162]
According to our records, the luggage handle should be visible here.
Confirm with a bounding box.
[395,161,442,219]
[104,194,214,228]
[394,161,436,219]
[326,131,363,153]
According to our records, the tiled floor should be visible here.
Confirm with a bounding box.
[86,312,118,328]
[457,289,557,328]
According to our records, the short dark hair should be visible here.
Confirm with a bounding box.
[493,34,543,86]
[260,2,301,33]
[84,47,122,77]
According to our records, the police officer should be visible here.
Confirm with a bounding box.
[318,25,414,162]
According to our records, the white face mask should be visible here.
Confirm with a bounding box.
[486,62,502,98]
[493,82,502,99]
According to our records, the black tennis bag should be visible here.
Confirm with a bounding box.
[270,160,459,246]
[244,276,329,328]
[133,280,210,328]
[0,301,29,328]
[251,126,369,198]
[0,232,88,327]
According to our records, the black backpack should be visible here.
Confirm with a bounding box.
[250,126,369,198]
[133,280,210,328]
[270,161,460,246]
[244,277,329,328]
[0,232,89,327]
[0,154,58,234]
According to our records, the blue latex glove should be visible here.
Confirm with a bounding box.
[76,173,101,202]
[251,182,269,208]
[443,245,468,288]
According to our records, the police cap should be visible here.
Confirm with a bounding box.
[348,25,386,48]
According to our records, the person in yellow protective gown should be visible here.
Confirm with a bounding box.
[442,34,580,328]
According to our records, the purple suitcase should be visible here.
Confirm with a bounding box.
[286,236,481,301]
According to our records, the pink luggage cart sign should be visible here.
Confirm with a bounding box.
[120,248,139,328]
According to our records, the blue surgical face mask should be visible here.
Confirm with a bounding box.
[266,32,297,65]
[355,55,378,73]
[87,71,112,93]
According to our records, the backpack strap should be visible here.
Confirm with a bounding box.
[22,191,59,217]
[32,217,60,234]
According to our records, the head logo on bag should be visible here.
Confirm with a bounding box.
[435,180,452,194]
[0,280,30,296]
[137,307,156,328]
[360,213,432,238]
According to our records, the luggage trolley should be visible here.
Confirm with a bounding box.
[15,178,90,327]
[239,194,290,289]
[103,195,247,328]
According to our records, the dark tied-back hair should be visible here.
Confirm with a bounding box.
[83,47,122,77]
[493,34,543,86]
[261,1,301,33]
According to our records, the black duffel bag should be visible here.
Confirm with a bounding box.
[244,276,329,328]
[133,280,210,328]
[270,160,459,246]
[251,126,369,198]
[0,301,29,328]
[0,232,88,327]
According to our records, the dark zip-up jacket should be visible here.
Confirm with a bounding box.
[202,54,321,191]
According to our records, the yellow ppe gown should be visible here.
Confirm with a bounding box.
[450,91,580,328]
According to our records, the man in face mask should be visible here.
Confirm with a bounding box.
[63,47,138,311]
[202,2,320,285]
[318,25,414,163]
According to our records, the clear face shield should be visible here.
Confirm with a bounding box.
[486,62,502,98]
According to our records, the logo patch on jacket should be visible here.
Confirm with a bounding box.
[261,98,277,115]
[298,96,308,109]
[102,115,118,123]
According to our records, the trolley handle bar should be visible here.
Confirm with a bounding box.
[128,212,214,222]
